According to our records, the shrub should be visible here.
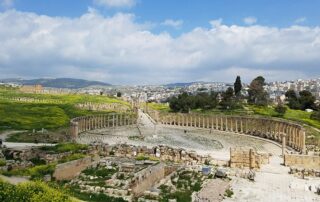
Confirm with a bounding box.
[40,143,88,153]
[311,111,320,121]
[224,189,234,197]
[275,104,287,116]
[58,153,86,163]
[28,164,56,180]
[0,159,6,166]
[0,180,72,202]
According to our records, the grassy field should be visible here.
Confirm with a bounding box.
[147,102,170,112]
[0,88,130,131]
[0,88,129,106]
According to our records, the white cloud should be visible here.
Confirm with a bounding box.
[162,19,183,29]
[210,18,223,27]
[0,11,319,84]
[94,0,136,8]
[295,17,306,24]
[1,0,14,8]
[243,16,257,25]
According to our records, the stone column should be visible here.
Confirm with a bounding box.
[70,121,79,140]
[230,118,233,132]
[112,114,115,128]
[301,129,306,154]
[281,133,286,156]
[225,117,228,131]
[235,119,238,133]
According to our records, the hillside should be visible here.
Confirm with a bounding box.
[2,78,111,89]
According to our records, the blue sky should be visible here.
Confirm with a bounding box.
[0,0,320,84]
[10,0,320,33]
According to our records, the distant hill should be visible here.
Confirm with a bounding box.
[1,78,111,89]
[165,82,197,88]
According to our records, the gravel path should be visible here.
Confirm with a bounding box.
[224,156,320,202]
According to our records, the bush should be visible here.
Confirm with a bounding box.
[58,153,86,163]
[224,189,234,197]
[28,164,56,180]
[311,111,320,121]
[275,104,287,116]
[40,143,88,153]
[0,180,72,202]
[0,159,6,166]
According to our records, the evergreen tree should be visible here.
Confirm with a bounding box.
[248,76,268,106]
[234,76,242,96]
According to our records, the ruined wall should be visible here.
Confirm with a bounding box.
[70,112,138,139]
[230,147,269,169]
[53,157,93,181]
[76,102,130,112]
[154,111,305,153]
[284,154,320,170]
[130,163,165,195]
[89,144,212,165]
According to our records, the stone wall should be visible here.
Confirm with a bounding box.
[284,154,320,170]
[70,113,138,139]
[130,163,166,195]
[151,110,305,153]
[229,147,269,169]
[88,144,212,165]
[53,157,94,181]
[76,102,130,112]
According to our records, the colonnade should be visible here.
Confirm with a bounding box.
[158,113,306,153]
[70,113,137,139]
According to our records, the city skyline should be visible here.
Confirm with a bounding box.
[0,0,320,84]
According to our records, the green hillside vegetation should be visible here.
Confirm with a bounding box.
[0,180,74,202]
[0,88,130,131]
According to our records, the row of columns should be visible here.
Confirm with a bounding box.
[159,114,305,153]
[70,113,137,140]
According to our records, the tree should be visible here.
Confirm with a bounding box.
[220,87,236,109]
[275,104,287,116]
[234,76,242,96]
[248,76,268,106]
[116,92,122,97]
[285,90,300,109]
[298,90,316,110]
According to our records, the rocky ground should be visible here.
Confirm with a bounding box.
[224,156,320,202]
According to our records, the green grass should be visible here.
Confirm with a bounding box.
[1,163,56,180]
[0,88,129,106]
[0,180,73,202]
[40,143,88,154]
[147,102,170,112]
[58,154,87,164]
[0,88,131,130]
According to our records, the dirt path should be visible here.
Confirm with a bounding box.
[0,130,54,149]
[0,174,29,185]
[194,179,230,202]
[223,156,320,202]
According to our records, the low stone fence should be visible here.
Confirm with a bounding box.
[70,113,138,139]
[230,147,269,169]
[76,102,130,112]
[53,156,97,181]
[88,144,212,165]
[148,110,305,153]
[284,154,320,170]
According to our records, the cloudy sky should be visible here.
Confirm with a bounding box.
[0,0,320,84]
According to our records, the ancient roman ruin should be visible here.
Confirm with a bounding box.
[66,103,320,201]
